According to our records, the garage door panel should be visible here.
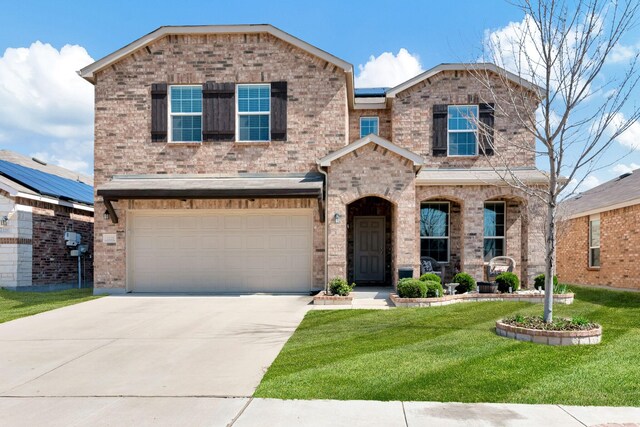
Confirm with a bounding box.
[130,210,312,293]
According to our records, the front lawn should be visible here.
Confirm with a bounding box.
[255,286,640,406]
[0,288,100,324]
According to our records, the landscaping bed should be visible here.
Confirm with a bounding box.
[313,292,353,305]
[496,315,602,345]
[255,285,640,406]
[390,291,574,307]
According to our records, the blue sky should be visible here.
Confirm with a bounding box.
[0,0,639,191]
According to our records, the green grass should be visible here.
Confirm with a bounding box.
[0,288,100,324]
[255,286,640,406]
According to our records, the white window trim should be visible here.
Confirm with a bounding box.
[589,214,601,268]
[447,104,479,157]
[236,83,271,143]
[420,201,450,263]
[168,85,203,144]
[359,116,379,138]
[483,201,506,261]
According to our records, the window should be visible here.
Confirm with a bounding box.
[237,84,270,142]
[360,117,379,138]
[420,202,449,262]
[484,202,505,261]
[448,105,478,156]
[169,85,202,142]
[589,215,600,268]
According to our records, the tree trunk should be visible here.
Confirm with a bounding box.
[543,193,557,323]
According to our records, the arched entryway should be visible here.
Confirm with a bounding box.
[347,196,394,286]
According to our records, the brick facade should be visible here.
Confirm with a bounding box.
[90,28,545,293]
[557,204,640,290]
[0,193,94,289]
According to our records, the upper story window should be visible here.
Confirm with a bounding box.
[237,84,270,142]
[360,117,379,138]
[589,214,600,268]
[448,105,478,156]
[169,85,202,143]
[420,202,449,263]
[484,201,505,261]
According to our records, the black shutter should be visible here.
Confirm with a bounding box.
[432,104,448,157]
[151,83,167,142]
[271,81,287,141]
[202,82,235,142]
[478,103,495,156]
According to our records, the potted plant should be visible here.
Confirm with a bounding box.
[477,281,498,293]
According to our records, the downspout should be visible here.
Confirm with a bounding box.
[317,163,329,295]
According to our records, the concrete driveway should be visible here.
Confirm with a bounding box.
[0,294,311,398]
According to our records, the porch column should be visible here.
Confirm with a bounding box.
[526,195,546,286]
[326,194,347,282]
[395,194,418,283]
[462,197,485,281]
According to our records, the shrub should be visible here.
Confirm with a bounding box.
[419,273,441,284]
[328,277,355,296]
[453,272,476,294]
[554,283,570,294]
[423,280,444,298]
[397,278,427,298]
[496,272,520,293]
[534,274,558,290]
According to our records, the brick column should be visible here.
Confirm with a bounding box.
[326,194,347,282]
[462,198,485,281]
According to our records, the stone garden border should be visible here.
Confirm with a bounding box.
[389,292,574,308]
[495,320,602,345]
[313,292,353,305]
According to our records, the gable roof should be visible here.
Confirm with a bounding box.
[385,63,542,98]
[79,24,353,84]
[318,134,424,167]
[561,170,640,219]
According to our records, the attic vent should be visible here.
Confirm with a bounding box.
[32,157,47,165]
[617,171,633,180]
[575,194,583,200]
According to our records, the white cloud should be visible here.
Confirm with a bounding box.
[0,41,94,174]
[612,162,640,174]
[355,48,424,88]
[608,42,639,63]
[609,112,640,150]
[566,174,602,196]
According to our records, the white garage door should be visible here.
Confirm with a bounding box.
[128,209,313,293]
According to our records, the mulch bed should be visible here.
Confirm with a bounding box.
[502,315,599,331]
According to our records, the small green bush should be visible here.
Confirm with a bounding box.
[419,273,442,284]
[571,315,590,326]
[453,272,476,294]
[554,283,570,294]
[397,278,427,298]
[328,277,355,296]
[496,272,520,293]
[534,274,558,290]
[423,280,444,298]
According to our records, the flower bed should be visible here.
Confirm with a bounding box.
[496,317,602,345]
[313,292,353,305]
[390,291,574,307]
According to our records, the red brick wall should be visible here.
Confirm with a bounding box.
[29,201,94,286]
[557,204,640,290]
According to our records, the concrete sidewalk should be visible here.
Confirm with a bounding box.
[1,397,638,426]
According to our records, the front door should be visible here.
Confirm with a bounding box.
[354,216,385,282]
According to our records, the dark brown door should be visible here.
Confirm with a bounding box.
[354,216,385,282]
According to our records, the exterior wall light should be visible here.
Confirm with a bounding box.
[103,210,110,221]
[334,213,342,224]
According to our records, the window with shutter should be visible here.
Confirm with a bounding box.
[237,84,271,142]
[168,86,202,143]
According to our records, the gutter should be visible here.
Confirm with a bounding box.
[316,163,329,294]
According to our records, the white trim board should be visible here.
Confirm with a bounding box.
[318,134,423,167]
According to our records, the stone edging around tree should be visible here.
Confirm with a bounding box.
[313,292,353,305]
[389,292,574,307]
[495,320,602,345]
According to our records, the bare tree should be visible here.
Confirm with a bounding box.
[472,0,640,322]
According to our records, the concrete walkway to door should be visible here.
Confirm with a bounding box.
[0,294,312,398]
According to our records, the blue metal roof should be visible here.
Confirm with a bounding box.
[0,159,93,205]
[354,87,388,97]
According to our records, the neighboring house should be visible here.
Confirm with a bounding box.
[79,25,548,295]
[0,150,94,290]
[558,170,640,291]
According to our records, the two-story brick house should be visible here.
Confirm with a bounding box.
[80,25,547,294]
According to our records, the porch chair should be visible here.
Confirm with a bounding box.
[486,256,516,281]
[420,256,445,281]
